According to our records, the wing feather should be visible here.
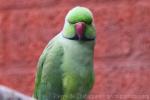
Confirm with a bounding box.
[33,34,59,98]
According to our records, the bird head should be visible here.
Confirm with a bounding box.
[62,6,96,41]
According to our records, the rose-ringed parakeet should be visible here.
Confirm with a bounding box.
[33,6,96,100]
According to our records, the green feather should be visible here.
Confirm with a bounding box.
[63,6,96,40]
[66,6,93,24]
[62,21,76,38]
[60,37,95,100]
[34,6,95,100]
[34,34,64,100]
[85,24,96,39]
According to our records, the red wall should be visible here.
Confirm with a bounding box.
[0,0,150,100]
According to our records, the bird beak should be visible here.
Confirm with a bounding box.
[75,22,86,40]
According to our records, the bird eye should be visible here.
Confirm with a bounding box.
[68,20,76,24]
[86,19,92,25]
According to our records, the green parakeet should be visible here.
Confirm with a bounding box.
[33,6,96,100]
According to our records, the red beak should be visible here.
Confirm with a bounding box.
[75,22,86,40]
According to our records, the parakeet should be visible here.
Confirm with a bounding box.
[33,6,96,100]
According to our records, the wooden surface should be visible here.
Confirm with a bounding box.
[0,85,34,100]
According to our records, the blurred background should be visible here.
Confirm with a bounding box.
[0,0,150,100]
